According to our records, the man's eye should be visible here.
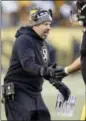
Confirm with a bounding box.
[44,23,50,26]
[50,24,52,27]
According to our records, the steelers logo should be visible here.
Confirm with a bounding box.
[41,46,48,63]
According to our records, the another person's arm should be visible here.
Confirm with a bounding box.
[53,57,81,80]
[65,57,81,74]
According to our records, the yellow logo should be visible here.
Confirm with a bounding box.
[30,9,38,16]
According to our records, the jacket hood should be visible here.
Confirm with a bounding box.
[15,26,44,41]
[15,26,33,38]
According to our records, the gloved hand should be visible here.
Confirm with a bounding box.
[49,78,71,101]
[53,66,68,79]
[40,65,67,80]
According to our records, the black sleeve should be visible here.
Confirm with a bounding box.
[16,35,43,76]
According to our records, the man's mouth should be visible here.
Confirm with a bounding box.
[44,30,49,35]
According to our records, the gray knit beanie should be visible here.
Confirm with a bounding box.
[29,8,53,26]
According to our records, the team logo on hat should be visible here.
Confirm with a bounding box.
[29,9,38,20]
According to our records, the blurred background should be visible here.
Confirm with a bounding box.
[1,1,85,120]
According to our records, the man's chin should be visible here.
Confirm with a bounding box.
[42,35,47,40]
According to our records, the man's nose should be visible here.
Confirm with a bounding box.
[47,25,51,30]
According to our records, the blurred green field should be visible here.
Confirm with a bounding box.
[1,72,85,120]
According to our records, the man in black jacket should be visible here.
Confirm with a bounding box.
[3,8,70,121]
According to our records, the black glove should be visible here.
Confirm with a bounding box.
[49,78,71,101]
[40,65,67,80]
[53,66,68,79]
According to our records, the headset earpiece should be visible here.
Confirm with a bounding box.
[49,9,53,18]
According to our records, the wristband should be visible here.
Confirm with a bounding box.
[64,67,69,74]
